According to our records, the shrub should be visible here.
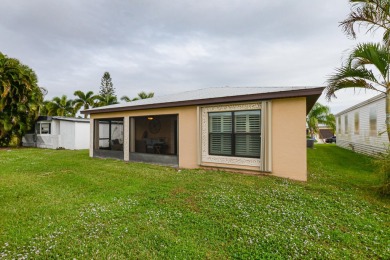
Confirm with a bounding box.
[375,147,390,196]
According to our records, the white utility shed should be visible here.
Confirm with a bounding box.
[23,116,90,150]
[335,94,388,155]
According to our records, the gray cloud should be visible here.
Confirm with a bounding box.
[0,0,382,112]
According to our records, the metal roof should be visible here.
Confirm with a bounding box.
[82,86,324,115]
[52,116,90,123]
[37,116,90,123]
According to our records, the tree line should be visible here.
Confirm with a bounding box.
[0,56,153,146]
[42,71,154,118]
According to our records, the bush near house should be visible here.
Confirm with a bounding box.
[0,145,388,259]
[374,148,390,195]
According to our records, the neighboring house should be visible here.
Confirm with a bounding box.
[308,124,334,143]
[335,94,388,156]
[82,86,324,181]
[23,116,90,150]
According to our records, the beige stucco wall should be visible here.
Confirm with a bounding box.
[89,97,307,181]
[271,97,307,181]
[90,106,199,168]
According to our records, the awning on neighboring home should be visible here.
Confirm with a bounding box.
[319,128,334,139]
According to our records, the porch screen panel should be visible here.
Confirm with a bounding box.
[209,112,232,155]
[96,119,124,151]
[234,111,261,157]
[111,120,124,143]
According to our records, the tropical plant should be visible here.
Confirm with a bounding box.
[0,52,44,146]
[96,95,119,106]
[99,72,116,99]
[47,95,75,117]
[120,91,154,102]
[132,91,154,101]
[120,95,132,102]
[73,90,98,118]
[374,146,390,195]
[341,0,390,45]
[307,103,335,139]
[39,100,51,116]
[326,43,390,141]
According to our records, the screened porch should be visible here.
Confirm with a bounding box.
[129,114,178,166]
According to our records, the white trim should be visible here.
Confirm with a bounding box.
[89,119,94,157]
[260,101,272,172]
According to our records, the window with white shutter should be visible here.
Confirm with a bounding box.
[234,111,261,157]
[209,112,232,155]
[208,110,261,158]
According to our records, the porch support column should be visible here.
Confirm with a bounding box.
[124,117,130,161]
[89,118,94,158]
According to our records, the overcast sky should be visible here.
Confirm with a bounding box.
[1,0,383,113]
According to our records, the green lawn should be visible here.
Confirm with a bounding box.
[0,145,388,259]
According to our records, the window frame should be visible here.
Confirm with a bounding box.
[369,107,377,137]
[344,114,349,134]
[354,111,359,135]
[36,122,51,135]
[208,110,261,158]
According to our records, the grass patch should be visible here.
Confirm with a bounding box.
[0,145,389,259]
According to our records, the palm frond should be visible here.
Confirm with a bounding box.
[326,44,389,101]
[326,78,379,100]
[340,0,390,44]
[348,43,390,79]
[120,95,132,102]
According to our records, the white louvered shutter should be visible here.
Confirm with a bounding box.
[234,111,261,157]
[209,112,232,155]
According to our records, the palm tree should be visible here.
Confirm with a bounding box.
[341,0,390,45]
[132,91,154,101]
[47,95,75,117]
[0,52,44,146]
[135,91,154,100]
[39,100,50,116]
[120,91,154,102]
[73,90,98,118]
[326,42,390,141]
[307,103,335,139]
[96,95,119,106]
[120,95,132,102]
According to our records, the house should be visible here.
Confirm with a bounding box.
[307,124,334,143]
[81,86,324,181]
[335,94,388,156]
[22,116,90,150]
